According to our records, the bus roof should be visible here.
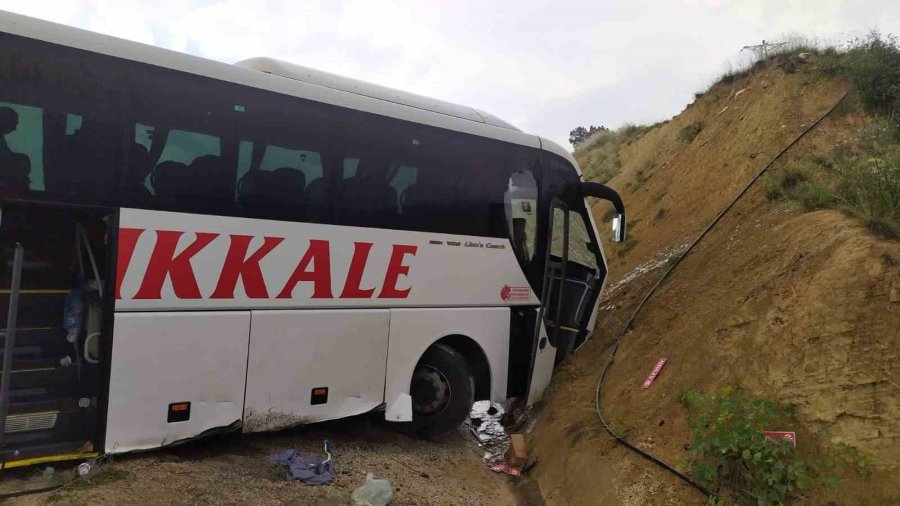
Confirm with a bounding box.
[0,9,579,171]
[234,57,522,132]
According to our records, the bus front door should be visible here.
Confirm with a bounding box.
[538,199,606,365]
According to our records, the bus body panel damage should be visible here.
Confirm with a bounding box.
[243,309,390,432]
[105,311,250,453]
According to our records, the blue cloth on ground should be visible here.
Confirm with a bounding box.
[269,449,335,485]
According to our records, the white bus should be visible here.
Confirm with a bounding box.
[0,10,625,467]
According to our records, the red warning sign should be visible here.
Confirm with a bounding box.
[641,357,668,389]
[763,431,797,447]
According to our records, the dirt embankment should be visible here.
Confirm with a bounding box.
[530,57,899,505]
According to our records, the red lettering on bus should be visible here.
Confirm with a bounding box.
[133,231,219,300]
[116,227,145,299]
[277,239,332,299]
[378,244,417,298]
[340,242,376,298]
[211,235,285,299]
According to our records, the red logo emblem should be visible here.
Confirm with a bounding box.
[500,285,530,302]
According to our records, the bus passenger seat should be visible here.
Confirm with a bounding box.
[150,161,189,205]
[303,176,329,221]
[237,170,271,216]
[190,155,234,211]
[342,157,398,222]
[269,167,306,218]
[126,143,154,202]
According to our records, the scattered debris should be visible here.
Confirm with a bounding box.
[641,357,668,389]
[506,434,529,468]
[351,472,394,505]
[77,459,95,477]
[598,242,691,309]
[465,401,510,465]
[734,87,750,99]
[489,462,521,476]
[269,441,335,485]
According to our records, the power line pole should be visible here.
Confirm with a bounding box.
[741,39,789,59]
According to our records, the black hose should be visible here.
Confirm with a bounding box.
[594,89,849,500]
[0,483,65,500]
[0,452,115,500]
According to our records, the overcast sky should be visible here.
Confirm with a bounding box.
[2,1,897,149]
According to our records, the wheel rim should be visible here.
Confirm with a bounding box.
[411,365,451,415]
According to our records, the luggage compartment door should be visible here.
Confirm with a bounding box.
[105,311,251,452]
[243,309,389,432]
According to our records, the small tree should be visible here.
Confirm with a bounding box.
[569,124,609,148]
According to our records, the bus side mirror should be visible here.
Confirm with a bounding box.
[578,182,626,243]
[612,213,626,243]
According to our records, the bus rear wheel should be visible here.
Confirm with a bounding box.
[408,344,474,438]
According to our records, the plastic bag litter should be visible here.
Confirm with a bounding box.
[351,472,393,506]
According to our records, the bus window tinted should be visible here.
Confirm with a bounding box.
[339,156,400,226]
[505,170,538,263]
[0,101,121,203]
[157,130,221,166]
[0,103,41,194]
[392,165,418,214]
[235,142,325,221]
[135,126,228,211]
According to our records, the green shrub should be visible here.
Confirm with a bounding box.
[616,236,637,256]
[830,151,900,238]
[793,182,835,211]
[845,31,900,116]
[762,166,809,201]
[765,127,900,239]
[679,122,704,143]
[577,124,650,183]
[681,386,871,505]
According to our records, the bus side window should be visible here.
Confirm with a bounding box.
[1,102,120,203]
[392,165,418,214]
[339,155,400,226]
[235,142,324,221]
[133,126,232,212]
[505,170,538,263]
[0,103,39,195]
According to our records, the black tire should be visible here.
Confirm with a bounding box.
[407,343,475,438]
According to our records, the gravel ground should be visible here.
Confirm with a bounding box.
[2,413,519,505]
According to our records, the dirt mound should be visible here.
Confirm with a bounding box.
[530,56,899,504]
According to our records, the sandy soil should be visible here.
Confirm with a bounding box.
[2,414,519,505]
[532,55,899,505]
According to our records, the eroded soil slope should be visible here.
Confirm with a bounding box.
[531,56,898,504]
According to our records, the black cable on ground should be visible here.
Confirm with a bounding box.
[594,89,850,500]
[0,482,65,500]
[0,452,115,500]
